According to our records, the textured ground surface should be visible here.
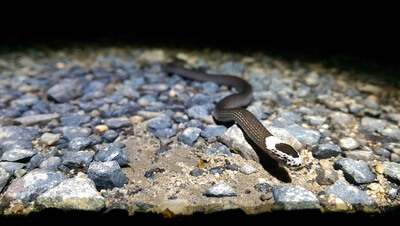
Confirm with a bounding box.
[0,47,399,217]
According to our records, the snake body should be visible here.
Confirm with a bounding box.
[163,65,303,168]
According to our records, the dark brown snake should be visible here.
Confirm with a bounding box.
[163,64,303,168]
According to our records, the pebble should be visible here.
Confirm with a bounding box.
[272,185,320,210]
[60,114,91,126]
[304,115,327,126]
[203,182,237,197]
[68,137,93,152]
[39,156,61,171]
[361,117,387,132]
[95,125,108,133]
[4,169,66,203]
[146,114,173,133]
[391,153,400,163]
[62,151,94,168]
[203,143,232,156]
[39,133,61,146]
[104,117,131,129]
[190,168,204,177]
[88,161,128,190]
[130,116,144,124]
[329,112,354,128]
[187,105,210,119]
[185,119,204,129]
[326,180,371,205]
[343,150,374,161]
[381,125,400,140]
[254,183,272,193]
[260,192,274,201]
[154,146,169,155]
[373,147,391,158]
[36,175,105,211]
[315,168,339,185]
[240,163,257,175]
[209,166,225,175]
[0,167,10,192]
[93,143,130,166]
[144,168,165,179]
[247,102,268,120]
[383,162,400,185]
[349,103,365,113]
[338,137,360,150]
[103,130,119,142]
[201,81,219,93]
[0,162,26,175]
[178,127,202,146]
[200,125,227,138]
[186,93,214,107]
[14,113,60,126]
[286,125,321,146]
[0,144,38,162]
[46,79,84,103]
[334,158,376,184]
[57,126,92,140]
[312,143,341,159]
[0,126,38,142]
[154,128,177,138]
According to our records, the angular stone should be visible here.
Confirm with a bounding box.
[339,137,360,150]
[62,151,94,168]
[93,143,130,166]
[361,117,387,132]
[200,125,227,138]
[240,163,257,175]
[286,124,321,146]
[178,127,202,146]
[39,133,61,146]
[272,185,320,210]
[383,161,400,185]
[88,161,128,190]
[312,143,341,159]
[105,117,132,129]
[334,158,376,184]
[0,167,10,192]
[326,180,371,205]
[203,182,237,197]
[14,113,60,126]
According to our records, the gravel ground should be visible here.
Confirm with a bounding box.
[0,47,399,216]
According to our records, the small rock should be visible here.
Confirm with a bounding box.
[60,114,91,126]
[47,79,84,103]
[381,125,400,140]
[68,137,93,152]
[286,125,321,146]
[0,126,38,142]
[200,125,227,138]
[334,158,376,184]
[361,117,387,132]
[154,128,177,138]
[383,162,400,185]
[225,164,238,171]
[203,143,232,156]
[201,81,219,93]
[272,185,320,210]
[58,126,92,140]
[144,167,165,179]
[105,117,131,129]
[36,175,105,211]
[4,169,66,203]
[326,180,371,205]
[349,103,365,113]
[304,115,327,126]
[178,127,202,146]
[40,156,61,171]
[363,96,379,109]
[344,150,374,161]
[14,113,60,126]
[14,168,27,178]
[210,166,225,175]
[62,151,94,168]
[95,125,108,133]
[312,143,341,159]
[329,112,354,128]
[373,147,391,158]
[240,163,257,175]
[260,192,274,201]
[187,105,210,119]
[185,119,204,129]
[254,183,272,193]
[93,143,130,166]
[0,167,10,192]
[146,114,173,133]
[203,182,237,197]
[304,71,319,86]
[0,145,38,162]
[88,161,128,190]
[391,153,400,163]
[315,168,339,185]
[154,146,169,155]
[247,102,268,120]
[39,133,61,146]
[190,168,204,177]
[103,130,118,142]
[0,162,26,175]
[130,116,144,124]
[338,137,360,150]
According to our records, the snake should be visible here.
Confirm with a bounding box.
[163,64,303,169]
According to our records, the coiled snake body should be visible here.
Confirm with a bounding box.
[163,65,303,168]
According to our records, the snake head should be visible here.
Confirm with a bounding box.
[264,136,303,169]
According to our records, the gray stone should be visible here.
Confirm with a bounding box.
[361,117,387,132]
[190,168,204,177]
[363,96,379,109]
[39,133,61,146]
[254,183,272,193]
[201,81,219,93]
[383,142,400,154]
[203,143,232,156]
[62,151,94,168]
[312,143,341,159]
[88,161,128,190]
[200,125,227,138]
[60,114,91,126]
[0,126,38,142]
[39,156,61,171]
[315,168,339,185]
[326,180,371,205]
[58,126,92,140]
[103,130,119,142]
[209,166,225,175]
[203,182,237,197]
[178,127,202,146]
[93,143,130,166]
[187,105,210,119]
[154,128,177,138]
[381,125,400,140]
[46,79,84,103]
[329,111,354,128]
[338,137,360,150]
[383,162,400,185]
[334,158,376,184]
[146,114,173,133]
[286,125,321,146]
[304,115,327,126]
[105,117,131,129]
[14,168,27,178]
[240,163,257,175]
[14,113,60,126]
[0,162,26,175]
[68,137,93,152]
[388,113,400,124]
[373,147,391,158]
[0,145,38,162]
[185,119,204,129]
[0,167,10,192]
[36,175,105,211]
[186,93,214,107]
[349,103,365,113]
[247,102,269,120]
[391,153,400,163]
[272,185,320,210]
[344,150,374,161]
[4,169,66,203]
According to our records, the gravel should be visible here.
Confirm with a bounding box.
[312,143,341,159]
[334,158,376,184]
[87,161,128,190]
[272,185,320,210]
[178,127,202,146]
[203,182,237,197]
[326,180,371,205]
[338,137,360,150]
